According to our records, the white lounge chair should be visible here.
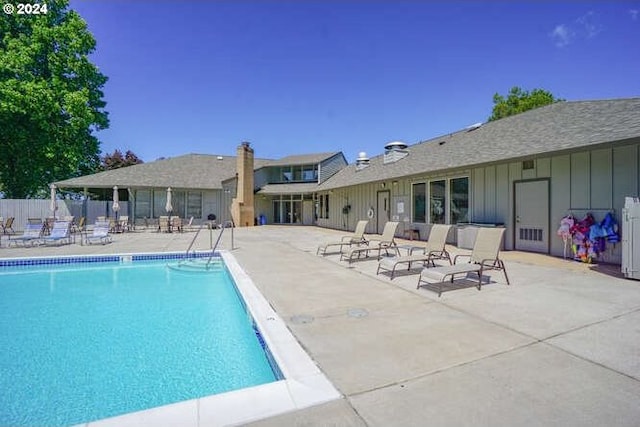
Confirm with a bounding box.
[85,221,112,245]
[317,220,369,255]
[417,227,510,296]
[377,224,452,279]
[341,221,400,263]
[8,222,44,247]
[42,221,73,246]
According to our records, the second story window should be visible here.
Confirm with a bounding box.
[302,165,317,181]
[276,165,318,183]
[282,168,293,182]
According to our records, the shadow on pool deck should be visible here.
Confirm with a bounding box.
[3,225,640,427]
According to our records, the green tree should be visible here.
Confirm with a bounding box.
[488,87,564,122]
[0,0,108,198]
[101,149,144,170]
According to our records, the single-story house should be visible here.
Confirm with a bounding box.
[55,97,640,263]
[314,97,640,264]
[55,150,346,226]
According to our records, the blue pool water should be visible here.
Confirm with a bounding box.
[0,258,279,426]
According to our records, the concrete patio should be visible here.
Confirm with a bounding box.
[2,225,639,426]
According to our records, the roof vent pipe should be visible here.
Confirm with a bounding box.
[383,141,409,164]
[384,141,408,152]
[355,151,370,171]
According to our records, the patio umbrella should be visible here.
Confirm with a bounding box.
[112,186,120,220]
[165,187,173,214]
[49,184,58,220]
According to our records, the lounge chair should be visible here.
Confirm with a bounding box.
[317,220,369,255]
[170,216,182,232]
[8,222,45,246]
[158,216,170,232]
[417,227,510,297]
[118,215,130,232]
[341,221,400,263]
[71,216,86,234]
[42,221,73,246]
[377,224,452,279]
[1,217,15,235]
[85,221,112,245]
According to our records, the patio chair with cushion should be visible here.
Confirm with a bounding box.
[1,217,15,235]
[417,227,510,297]
[85,221,112,245]
[317,220,369,255]
[118,215,131,232]
[42,221,73,246]
[377,224,452,279]
[341,221,400,263]
[158,216,170,232]
[8,222,45,247]
[71,217,86,234]
[170,216,183,233]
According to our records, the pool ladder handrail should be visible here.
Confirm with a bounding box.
[205,221,235,267]
[179,221,233,269]
[184,222,206,258]
[206,225,226,268]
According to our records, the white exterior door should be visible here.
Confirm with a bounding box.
[302,200,313,225]
[515,180,549,253]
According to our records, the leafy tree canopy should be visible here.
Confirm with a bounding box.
[101,149,143,171]
[0,0,109,198]
[488,87,564,122]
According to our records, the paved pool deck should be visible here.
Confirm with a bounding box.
[2,225,640,426]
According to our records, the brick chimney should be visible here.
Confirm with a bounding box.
[231,141,255,227]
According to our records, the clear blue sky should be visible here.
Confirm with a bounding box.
[70,1,640,164]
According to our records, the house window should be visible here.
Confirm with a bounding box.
[281,167,293,182]
[324,194,329,219]
[186,192,202,219]
[450,177,469,224]
[302,165,317,181]
[172,190,185,217]
[293,166,303,181]
[135,190,151,219]
[429,180,446,224]
[412,183,426,223]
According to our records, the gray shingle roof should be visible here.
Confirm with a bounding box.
[260,152,340,167]
[317,98,640,190]
[56,154,272,190]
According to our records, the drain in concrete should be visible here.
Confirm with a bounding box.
[347,308,369,318]
[290,314,315,324]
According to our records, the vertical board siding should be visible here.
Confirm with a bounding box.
[485,166,497,222]
[570,152,590,208]
[495,164,510,223]
[590,148,612,209]
[613,145,638,213]
[537,157,551,178]
[472,168,485,221]
[550,155,572,258]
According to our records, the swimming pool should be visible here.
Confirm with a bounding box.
[0,251,340,426]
